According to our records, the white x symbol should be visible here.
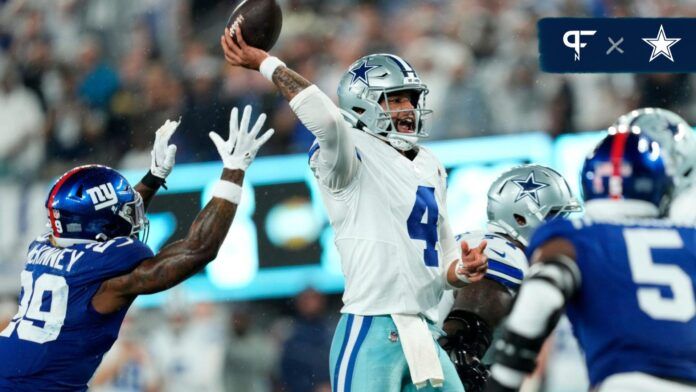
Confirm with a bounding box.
[607,37,624,55]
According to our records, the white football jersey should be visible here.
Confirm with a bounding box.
[438,230,528,326]
[310,128,459,322]
[670,184,696,224]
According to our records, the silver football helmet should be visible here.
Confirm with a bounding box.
[337,53,432,151]
[614,108,696,194]
[487,165,582,246]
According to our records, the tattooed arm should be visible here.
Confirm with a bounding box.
[92,169,241,313]
[220,26,359,190]
[271,66,312,101]
[92,107,274,314]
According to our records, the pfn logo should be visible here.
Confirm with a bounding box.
[563,30,596,61]
[86,183,118,210]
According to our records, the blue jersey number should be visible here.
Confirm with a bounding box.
[407,186,439,267]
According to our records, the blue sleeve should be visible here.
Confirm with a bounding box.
[486,260,525,292]
[79,237,154,283]
[526,218,582,260]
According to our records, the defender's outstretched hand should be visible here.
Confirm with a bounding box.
[209,105,274,171]
[220,26,269,70]
[150,119,180,180]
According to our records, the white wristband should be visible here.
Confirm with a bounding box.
[212,180,242,204]
[454,261,472,285]
[260,56,286,82]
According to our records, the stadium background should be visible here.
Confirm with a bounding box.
[0,0,693,391]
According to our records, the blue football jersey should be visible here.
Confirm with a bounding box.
[0,234,153,391]
[528,218,696,386]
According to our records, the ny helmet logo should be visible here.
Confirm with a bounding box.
[563,30,596,61]
[86,183,118,210]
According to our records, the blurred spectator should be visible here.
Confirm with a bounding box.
[280,288,332,392]
[0,58,45,178]
[149,298,225,392]
[174,41,227,163]
[430,46,491,139]
[636,73,692,111]
[548,79,576,137]
[76,36,120,110]
[1,0,695,178]
[92,314,160,392]
[222,307,278,392]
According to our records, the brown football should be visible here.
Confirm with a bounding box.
[226,0,282,52]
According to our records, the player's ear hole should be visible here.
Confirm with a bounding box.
[514,214,527,226]
[353,107,365,114]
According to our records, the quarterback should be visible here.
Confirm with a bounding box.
[221,26,487,391]
[0,107,273,391]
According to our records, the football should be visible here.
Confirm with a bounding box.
[226,0,282,52]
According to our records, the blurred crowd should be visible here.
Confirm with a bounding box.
[1,0,696,180]
[4,1,683,391]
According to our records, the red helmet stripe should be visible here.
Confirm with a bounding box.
[47,166,87,237]
[609,131,630,200]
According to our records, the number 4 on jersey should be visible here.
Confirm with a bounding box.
[407,186,439,267]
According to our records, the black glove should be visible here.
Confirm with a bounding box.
[439,310,493,392]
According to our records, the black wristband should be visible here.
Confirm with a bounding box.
[140,171,167,190]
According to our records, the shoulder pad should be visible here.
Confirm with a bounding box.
[481,232,528,292]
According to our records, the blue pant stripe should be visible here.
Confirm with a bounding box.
[332,314,354,390]
[344,316,373,392]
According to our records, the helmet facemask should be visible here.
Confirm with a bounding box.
[118,192,149,242]
[373,88,432,151]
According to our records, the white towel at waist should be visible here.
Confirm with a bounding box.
[392,313,445,389]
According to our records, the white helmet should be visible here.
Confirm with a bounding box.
[614,108,696,194]
[487,165,582,246]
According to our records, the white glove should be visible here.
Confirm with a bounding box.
[209,105,274,171]
[150,119,180,179]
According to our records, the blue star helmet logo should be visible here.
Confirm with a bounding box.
[349,60,379,86]
[666,122,680,135]
[512,172,549,206]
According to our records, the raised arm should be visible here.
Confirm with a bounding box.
[135,119,180,209]
[220,26,359,191]
[92,106,274,314]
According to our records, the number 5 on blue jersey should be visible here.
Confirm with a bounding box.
[407,186,439,267]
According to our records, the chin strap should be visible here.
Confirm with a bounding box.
[387,133,418,151]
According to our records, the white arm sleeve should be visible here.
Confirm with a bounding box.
[440,218,459,265]
[437,170,459,266]
[289,85,359,191]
